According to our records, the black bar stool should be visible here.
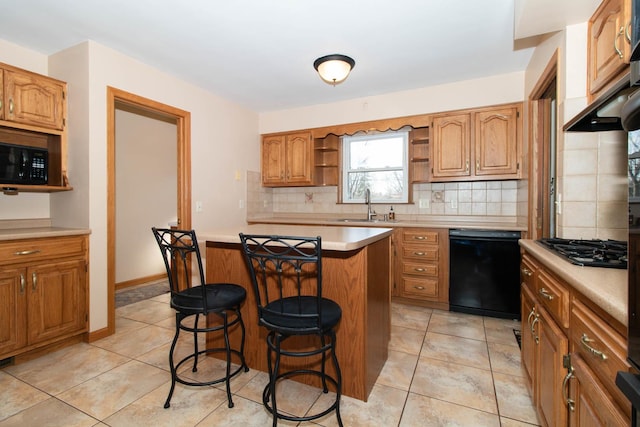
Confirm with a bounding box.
[239,233,343,427]
[152,227,248,408]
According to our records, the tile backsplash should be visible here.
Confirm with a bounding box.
[247,171,527,221]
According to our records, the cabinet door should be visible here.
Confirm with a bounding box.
[588,0,631,97]
[537,306,569,427]
[0,267,27,355]
[285,132,313,185]
[521,283,537,395]
[0,68,3,121]
[474,107,519,177]
[262,135,286,185]
[570,355,629,427]
[27,259,87,345]
[431,113,471,179]
[4,69,65,130]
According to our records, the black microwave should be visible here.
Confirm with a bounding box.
[0,142,48,185]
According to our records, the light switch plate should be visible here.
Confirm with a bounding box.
[419,199,429,209]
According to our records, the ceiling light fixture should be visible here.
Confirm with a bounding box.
[313,54,355,86]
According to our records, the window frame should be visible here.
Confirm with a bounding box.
[341,130,409,204]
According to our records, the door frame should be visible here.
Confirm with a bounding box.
[106,87,191,335]
[528,50,558,240]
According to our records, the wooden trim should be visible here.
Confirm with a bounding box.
[87,327,111,343]
[115,273,166,291]
[530,50,558,100]
[106,86,191,337]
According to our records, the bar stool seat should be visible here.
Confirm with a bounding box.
[152,227,248,409]
[239,233,343,427]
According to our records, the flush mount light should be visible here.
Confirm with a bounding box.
[313,54,355,86]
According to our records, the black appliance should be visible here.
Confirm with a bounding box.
[537,238,627,269]
[0,142,48,185]
[448,229,521,319]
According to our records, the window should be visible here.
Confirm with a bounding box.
[341,130,409,203]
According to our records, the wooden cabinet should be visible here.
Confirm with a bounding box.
[521,254,569,427]
[2,66,66,130]
[0,235,88,360]
[431,103,521,182]
[393,228,448,310]
[588,0,632,101]
[521,248,631,426]
[0,62,70,193]
[262,131,313,187]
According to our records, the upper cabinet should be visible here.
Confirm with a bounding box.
[2,67,66,130]
[588,0,632,101]
[0,62,70,193]
[262,131,313,187]
[431,103,521,182]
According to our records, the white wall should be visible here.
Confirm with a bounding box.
[259,72,526,133]
[46,41,260,333]
[115,109,176,284]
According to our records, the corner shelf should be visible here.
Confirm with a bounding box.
[313,134,340,186]
[409,127,430,183]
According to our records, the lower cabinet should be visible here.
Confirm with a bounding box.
[521,249,630,426]
[0,235,88,360]
[393,228,449,309]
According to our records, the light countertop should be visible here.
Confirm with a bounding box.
[519,239,627,326]
[248,214,527,231]
[0,227,91,241]
[200,223,393,251]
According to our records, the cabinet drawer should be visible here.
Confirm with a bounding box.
[401,276,438,299]
[402,230,438,244]
[0,236,86,265]
[402,245,438,261]
[401,261,438,276]
[536,268,569,328]
[571,298,631,414]
[520,253,537,291]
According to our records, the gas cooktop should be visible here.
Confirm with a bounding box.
[537,238,627,269]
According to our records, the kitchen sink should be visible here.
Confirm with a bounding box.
[333,218,379,223]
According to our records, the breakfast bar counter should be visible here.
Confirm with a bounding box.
[202,224,392,401]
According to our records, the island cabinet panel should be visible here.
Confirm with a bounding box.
[0,235,89,361]
[205,235,391,401]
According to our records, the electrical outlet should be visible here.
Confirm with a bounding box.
[419,199,430,209]
[239,199,244,209]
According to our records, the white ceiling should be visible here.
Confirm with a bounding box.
[0,0,601,112]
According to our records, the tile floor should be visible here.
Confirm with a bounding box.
[0,293,540,426]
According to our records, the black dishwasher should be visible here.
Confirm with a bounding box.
[449,229,521,319]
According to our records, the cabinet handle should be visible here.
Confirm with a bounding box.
[562,366,575,412]
[465,159,469,172]
[0,99,2,111]
[14,249,41,256]
[580,333,608,360]
[413,236,426,240]
[476,160,480,170]
[527,307,536,326]
[9,98,13,115]
[615,26,625,59]
[521,267,532,277]
[531,315,540,344]
[539,288,554,301]
[20,273,25,294]
[32,272,37,291]
[413,251,426,256]
[413,267,426,272]
[413,286,425,290]
[627,21,632,43]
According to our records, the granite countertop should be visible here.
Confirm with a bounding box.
[0,227,91,241]
[200,223,393,251]
[248,214,527,231]
[519,239,627,326]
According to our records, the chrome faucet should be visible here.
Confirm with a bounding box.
[365,188,377,221]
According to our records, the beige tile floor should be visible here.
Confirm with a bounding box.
[0,293,540,426]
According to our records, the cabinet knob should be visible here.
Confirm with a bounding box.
[521,267,532,277]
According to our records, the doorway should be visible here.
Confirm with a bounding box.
[106,87,191,335]
[529,51,558,239]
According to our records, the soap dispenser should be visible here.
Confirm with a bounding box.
[388,206,395,221]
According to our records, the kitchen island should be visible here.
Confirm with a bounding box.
[202,224,393,401]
